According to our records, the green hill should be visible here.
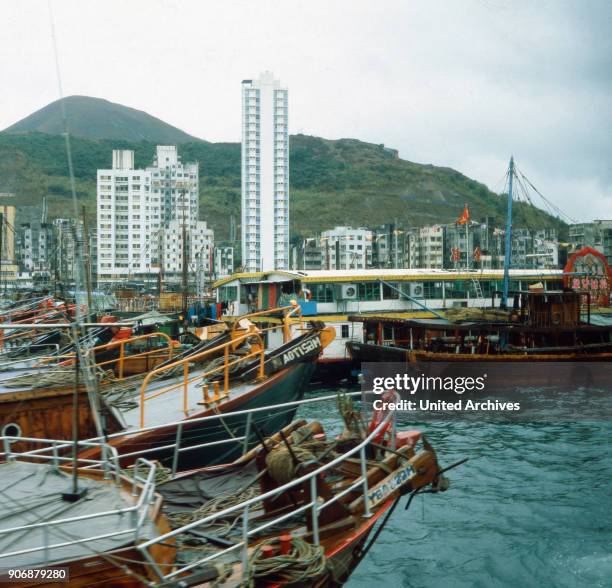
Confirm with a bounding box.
[3,96,200,144]
[0,128,566,246]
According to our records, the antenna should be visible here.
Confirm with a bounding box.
[501,156,515,309]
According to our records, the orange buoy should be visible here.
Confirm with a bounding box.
[396,430,421,448]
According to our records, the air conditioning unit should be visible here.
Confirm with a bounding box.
[410,283,424,298]
[339,283,358,300]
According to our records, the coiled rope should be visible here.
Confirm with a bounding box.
[246,536,327,587]
[166,486,260,529]
[265,445,317,485]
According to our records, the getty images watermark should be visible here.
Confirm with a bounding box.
[359,362,612,421]
[372,373,521,413]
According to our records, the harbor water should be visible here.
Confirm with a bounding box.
[299,387,612,588]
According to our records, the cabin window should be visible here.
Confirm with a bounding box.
[341,324,350,338]
[423,282,443,299]
[219,286,238,302]
[310,283,335,303]
[444,281,468,299]
[358,283,380,301]
[382,282,400,299]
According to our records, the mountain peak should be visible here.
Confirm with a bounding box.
[3,95,202,144]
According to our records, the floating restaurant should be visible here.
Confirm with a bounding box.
[214,268,570,377]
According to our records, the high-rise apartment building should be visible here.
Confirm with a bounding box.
[97,147,210,284]
[97,150,154,281]
[241,72,289,272]
[148,146,199,229]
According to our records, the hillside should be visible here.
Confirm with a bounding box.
[3,96,200,144]
[0,130,566,245]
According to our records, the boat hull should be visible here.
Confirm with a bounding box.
[98,361,316,471]
[348,342,612,389]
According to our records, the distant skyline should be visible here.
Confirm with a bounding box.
[1,0,611,221]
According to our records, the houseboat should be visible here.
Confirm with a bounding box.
[213,268,567,381]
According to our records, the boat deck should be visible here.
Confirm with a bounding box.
[118,368,256,430]
[0,461,160,567]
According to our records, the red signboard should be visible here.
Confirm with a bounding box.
[563,247,611,307]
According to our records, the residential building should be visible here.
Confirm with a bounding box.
[371,223,406,268]
[97,147,210,285]
[300,238,323,271]
[161,219,213,279]
[17,221,53,282]
[0,204,18,283]
[414,226,445,269]
[214,246,235,279]
[569,220,612,265]
[147,146,199,229]
[320,226,373,270]
[241,72,289,272]
[97,150,154,282]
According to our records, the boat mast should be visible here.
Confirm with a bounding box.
[501,156,514,308]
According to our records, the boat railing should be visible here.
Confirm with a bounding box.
[136,394,399,584]
[229,303,301,343]
[32,331,174,378]
[0,437,158,563]
[138,329,266,428]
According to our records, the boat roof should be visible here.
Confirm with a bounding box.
[214,268,564,288]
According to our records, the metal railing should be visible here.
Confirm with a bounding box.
[136,398,400,584]
[0,392,363,478]
[23,332,174,378]
[0,437,158,564]
[138,329,266,428]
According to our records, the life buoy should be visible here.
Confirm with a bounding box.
[302,288,312,301]
[367,390,395,444]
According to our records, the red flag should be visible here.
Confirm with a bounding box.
[456,203,470,225]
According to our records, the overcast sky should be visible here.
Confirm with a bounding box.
[1,0,610,221]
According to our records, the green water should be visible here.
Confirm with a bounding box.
[299,388,612,588]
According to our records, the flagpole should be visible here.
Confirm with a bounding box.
[465,218,469,270]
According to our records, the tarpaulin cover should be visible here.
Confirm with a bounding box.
[159,460,260,513]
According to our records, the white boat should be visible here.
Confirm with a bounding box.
[214,268,566,381]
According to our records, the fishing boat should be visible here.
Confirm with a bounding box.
[0,391,464,587]
[134,391,461,587]
[1,305,336,470]
[348,289,612,361]
[0,437,174,587]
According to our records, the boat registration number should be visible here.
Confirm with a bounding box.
[366,461,414,509]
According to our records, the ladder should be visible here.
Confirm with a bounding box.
[471,278,484,304]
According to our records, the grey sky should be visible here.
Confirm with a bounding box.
[1,0,610,221]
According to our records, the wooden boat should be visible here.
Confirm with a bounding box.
[347,290,612,389]
[134,394,460,587]
[0,438,174,588]
[348,291,612,360]
[1,306,335,471]
[0,392,463,587]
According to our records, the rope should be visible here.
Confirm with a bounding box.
[265,445,316,485]
[166,486,260,529]
[336,392,364,439]
[246,536,327,587]
[121,462,172,486]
